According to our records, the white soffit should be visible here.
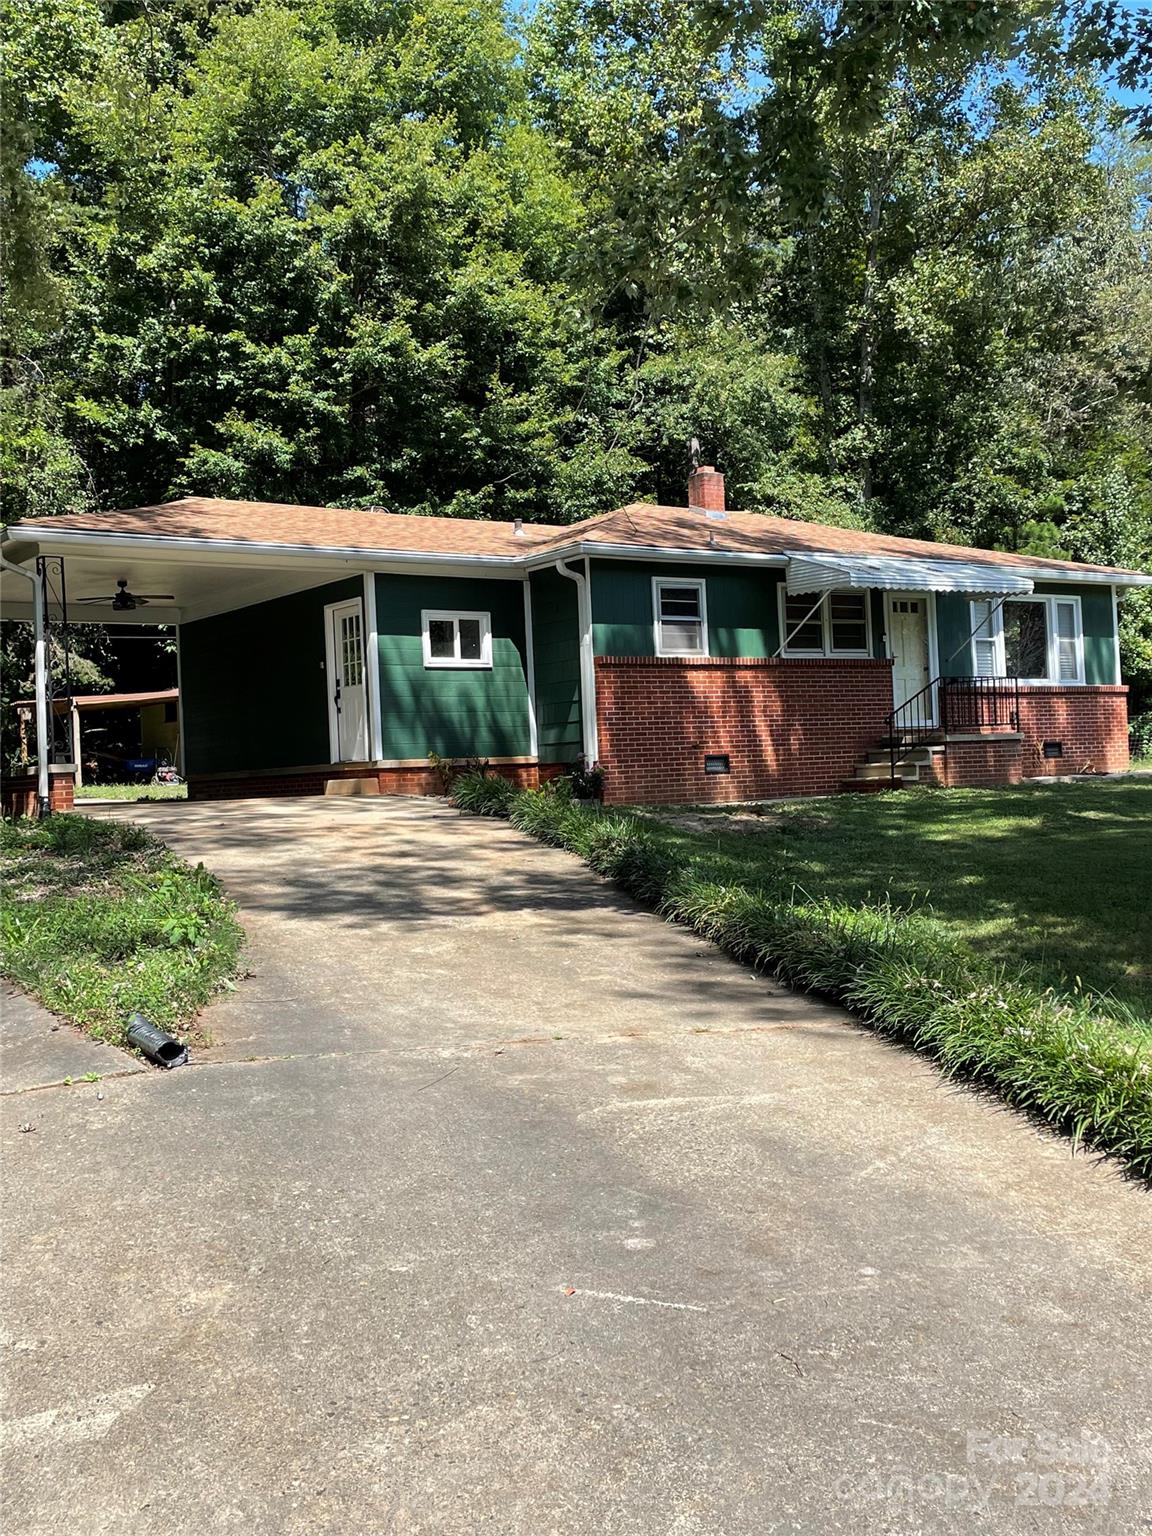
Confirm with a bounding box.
[785,554,1035,597]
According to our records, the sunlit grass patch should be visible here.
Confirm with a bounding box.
[1,814,243,1047]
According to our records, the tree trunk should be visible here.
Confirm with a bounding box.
[858,168,883,507]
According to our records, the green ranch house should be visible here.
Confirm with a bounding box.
[2,465,1150,813]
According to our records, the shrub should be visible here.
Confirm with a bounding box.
[450,781,1152,1177]
[451,773,517,817]
[1130,711,1152,761]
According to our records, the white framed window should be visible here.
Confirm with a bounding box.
[970,599,1000,677]
[967,595,1084,684]
[778,588,872,658]
[421,609,492,669]
[653,578,709,656]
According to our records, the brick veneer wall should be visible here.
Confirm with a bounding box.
[926,686,1128,787]
[934,738,1024,788]
[594,655,894,805]
[187,761,551,801]
[1,768,75,818]
[1014,685,1129,776]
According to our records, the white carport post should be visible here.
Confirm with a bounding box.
[71,702,83,788]
[1,555,51,814]
[31,561,51,815]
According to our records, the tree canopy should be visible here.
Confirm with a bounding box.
[3,0,1151,699]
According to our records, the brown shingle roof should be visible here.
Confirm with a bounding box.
[533,503,1144,579]
[9,495,1149,582]
[23,497,566,557]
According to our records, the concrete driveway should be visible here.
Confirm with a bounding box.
[2,796,1149,1535]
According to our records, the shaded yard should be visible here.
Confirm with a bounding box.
[633,782,1152,1022]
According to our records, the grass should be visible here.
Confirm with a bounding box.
[634,782,1152,1022]
[0,813,244,1048]
[451,774,1152,1176]
[76,782,188,801]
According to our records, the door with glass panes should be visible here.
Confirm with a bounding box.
[325,598,368,762]
[886,593,934,720]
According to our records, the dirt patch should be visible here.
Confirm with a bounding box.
[634,806,831,838]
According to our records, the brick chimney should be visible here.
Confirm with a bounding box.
[687,464,725,513]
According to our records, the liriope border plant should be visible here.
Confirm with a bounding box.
[451,774,1152,1178]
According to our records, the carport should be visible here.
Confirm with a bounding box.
[1,519,362,815]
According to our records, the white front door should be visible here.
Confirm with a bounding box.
[325,598,369,762]
[886,593,934,721]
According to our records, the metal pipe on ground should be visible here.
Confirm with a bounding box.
[125,1013,188,1069]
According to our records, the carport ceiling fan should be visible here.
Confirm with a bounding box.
[74,578,175,612]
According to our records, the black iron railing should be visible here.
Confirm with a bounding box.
[939,676,1021,734]
[887,676,942,783]
[885,676,1022,783]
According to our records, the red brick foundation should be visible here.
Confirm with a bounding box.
[595,655,894,805]
[186,761,556,802]
[1015,685,1129,776]
[926,686,1130,787]
[1,767,76,818]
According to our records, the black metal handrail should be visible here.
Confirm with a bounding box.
[940,676,1021,734]
[885,675,1022,784]
[887,676,942,783]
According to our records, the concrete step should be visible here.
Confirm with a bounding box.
[854,761,922,782]
[860,746,941,767]
[840,777,906,793]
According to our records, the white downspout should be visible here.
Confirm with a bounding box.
[1,554,51,814]
[555,557,599,763]
[522,577,539,760]
[1111,585,1123,686]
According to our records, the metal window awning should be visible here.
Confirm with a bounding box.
[785,553,1034,597]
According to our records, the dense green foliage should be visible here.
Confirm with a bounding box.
[3,1,1151,692]
[452,772,1152,1176]
[0,812,244,1043]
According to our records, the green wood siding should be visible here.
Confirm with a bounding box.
[180,577,361,775]
[935,592,974,677]
[1035,583,1116,684]
[935,584,1118,683]
[374,573,531,759]
[529,567,582,760]
[590,560,782,657]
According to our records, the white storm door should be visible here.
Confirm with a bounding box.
[886,593,934,721]
[325,598,368,762]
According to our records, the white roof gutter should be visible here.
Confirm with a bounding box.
[0,525,525,573]
[5,524,1149,588]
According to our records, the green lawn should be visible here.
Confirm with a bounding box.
[0,814,242,1046]
[76,782,188,801]
[633,782,1152,1022]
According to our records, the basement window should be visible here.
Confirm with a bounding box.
[653,578,709,657]
[422,610,492,669]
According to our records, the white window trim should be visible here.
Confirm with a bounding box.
[777,587,873,659]
[652,576,709,658]
[421,608,493,669]
[968,594,1085,685]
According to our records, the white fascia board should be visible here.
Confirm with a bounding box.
[524,542,791,571]
[1010,564,1152,589]
[2,526,524,576]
